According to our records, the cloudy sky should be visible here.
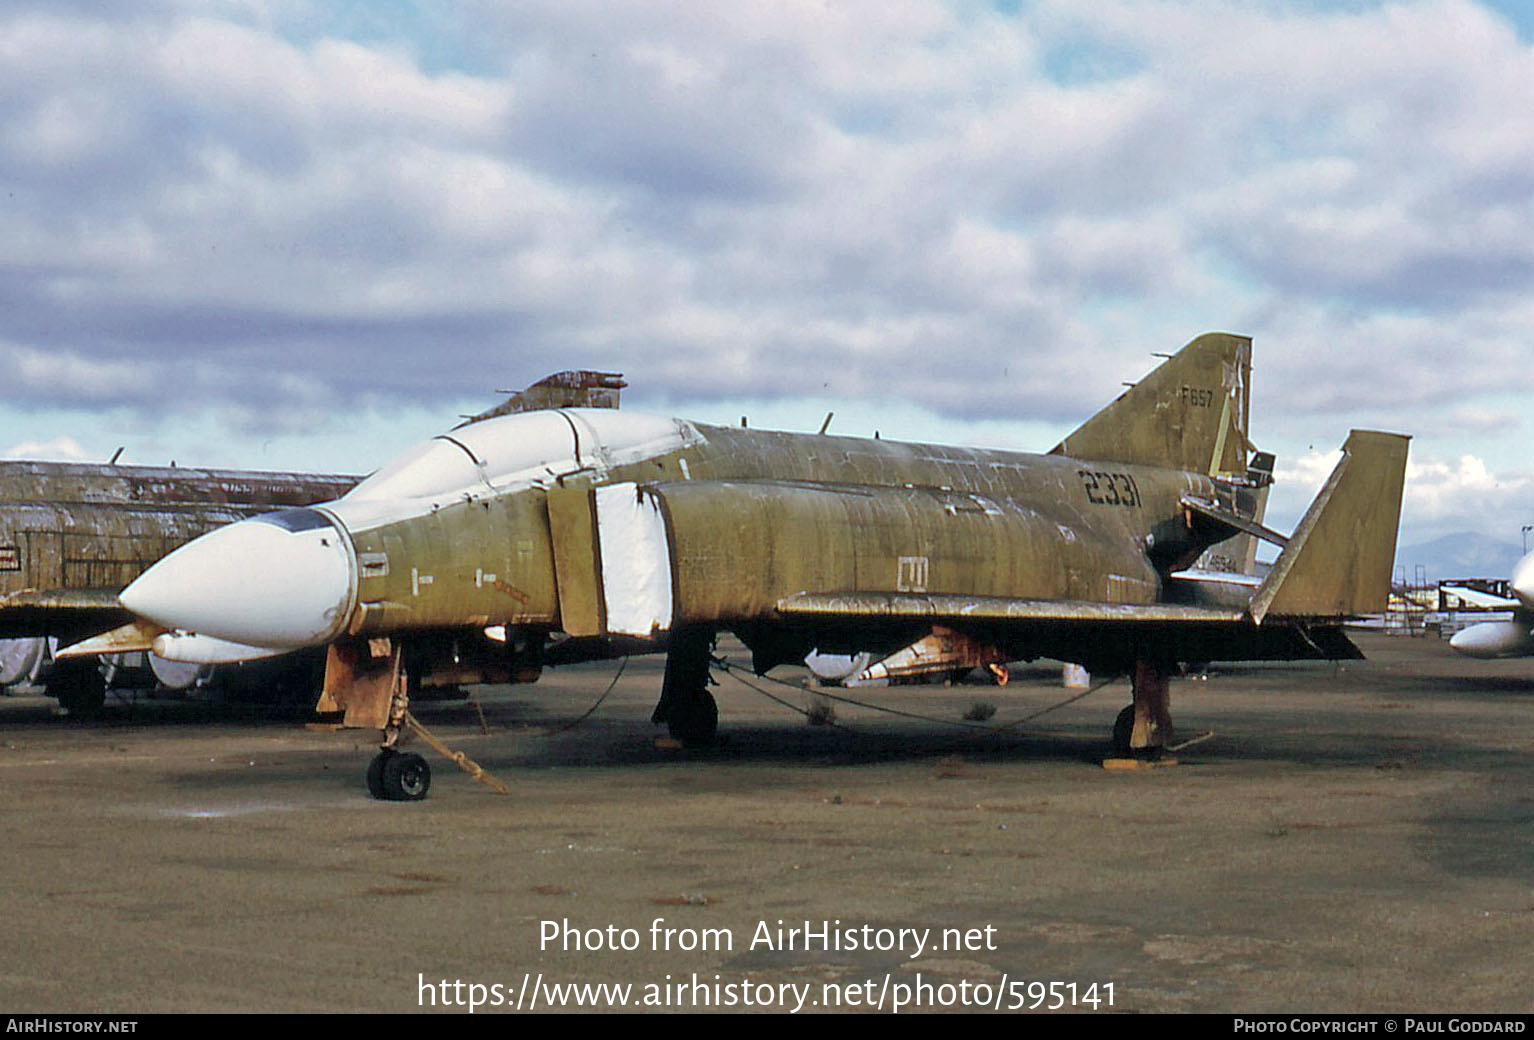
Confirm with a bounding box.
[2,0,1531,560]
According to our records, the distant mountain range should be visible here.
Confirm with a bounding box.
[1395,532,1525,584]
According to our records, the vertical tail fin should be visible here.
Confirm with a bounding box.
[1249,430,1410,623]
[1051,332,1252,475]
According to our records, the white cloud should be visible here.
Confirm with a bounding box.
[1403,453,1534,529]
[1270,444,1534,547]
[3,435,93,461]
[0,344,155,405]
[0,0,1528,549]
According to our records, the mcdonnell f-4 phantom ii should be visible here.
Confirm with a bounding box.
[64,333,1409,799]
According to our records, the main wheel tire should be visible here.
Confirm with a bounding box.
[380,751,431,801]
[1111,704,1135,757]
[666,690,718,748]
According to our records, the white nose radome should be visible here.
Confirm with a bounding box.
[120,509,355,651]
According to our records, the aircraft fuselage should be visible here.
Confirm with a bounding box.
[316,410,1247,643]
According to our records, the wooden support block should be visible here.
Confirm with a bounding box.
[1102,756,1180,771]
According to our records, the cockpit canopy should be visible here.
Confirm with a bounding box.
[345,409,690,502]
[251,507,337,532]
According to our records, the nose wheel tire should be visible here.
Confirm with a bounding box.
[367,749,432,801]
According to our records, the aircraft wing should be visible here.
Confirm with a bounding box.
[771,589,1364,671]
[0,461,359,643]
[777,592,1243,625]
[0,587,132,639]
[0,588,125,611]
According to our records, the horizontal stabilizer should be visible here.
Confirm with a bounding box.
[1248,430,1410,623]
[1170,569,1263,588]
[1180,495,1288,548]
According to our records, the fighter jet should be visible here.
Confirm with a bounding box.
[1447,553,1534,657]
[0,460,356,712]
[3,372,626,714]
[65,333,1409,799]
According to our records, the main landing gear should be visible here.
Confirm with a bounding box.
[651,625,718,747]
[1110,657,1175,759]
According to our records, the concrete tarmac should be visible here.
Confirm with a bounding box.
[1,632,1530,1014]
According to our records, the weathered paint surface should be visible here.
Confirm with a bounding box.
[301,338,1403,677]
[104,334,1410,700]
[0,461,355,639]
[332,420,1200,649]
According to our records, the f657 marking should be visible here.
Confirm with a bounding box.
[1179,385,1215,408]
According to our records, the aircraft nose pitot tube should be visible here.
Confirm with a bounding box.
[120,507,356,652]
